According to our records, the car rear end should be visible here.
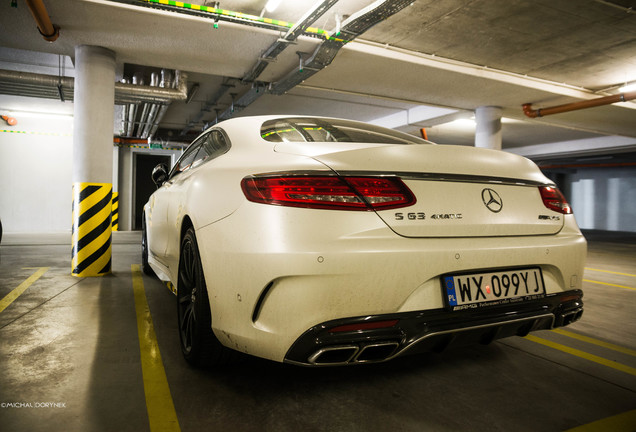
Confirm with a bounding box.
[197,117,586,365]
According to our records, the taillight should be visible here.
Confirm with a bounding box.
[539,186,572,214]
[241,175,416,211]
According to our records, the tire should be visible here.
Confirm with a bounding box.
[177,227,234,367]
[141,214,155,276]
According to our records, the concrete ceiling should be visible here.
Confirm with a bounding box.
[0,0,635,160]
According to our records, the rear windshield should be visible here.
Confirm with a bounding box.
[261,117,429,145]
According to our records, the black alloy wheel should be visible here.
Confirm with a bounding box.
[177,227,233,366]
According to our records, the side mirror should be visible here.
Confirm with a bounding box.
[151,163,169,187]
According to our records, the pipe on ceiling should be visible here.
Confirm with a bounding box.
[217,0,415,123]
[523,91,636,118]
[0,69,188,105]
[25,0,60,42]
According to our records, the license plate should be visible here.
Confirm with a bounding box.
[443,268,546,311]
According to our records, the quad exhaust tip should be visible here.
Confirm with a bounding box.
[308,342,400,365]
[560,308,583,326]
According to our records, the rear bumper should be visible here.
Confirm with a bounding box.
[284,289,583,366]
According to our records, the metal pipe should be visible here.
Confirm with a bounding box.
[0,69,73,87]
[148,70,176,139]
[142,70,173,139]
[125,73,143,137]
[148,104,170,140]
[138,72,159,138]
[0,69,188,104]
[25,0,59,42]
[523,91,636,118]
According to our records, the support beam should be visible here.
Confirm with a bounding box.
[71,45,116,277]
[475,106,502,150]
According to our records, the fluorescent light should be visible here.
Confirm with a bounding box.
[619,82,636,93]
[3,109,73,120]
[448,118,476,128]
[265,0,282,12]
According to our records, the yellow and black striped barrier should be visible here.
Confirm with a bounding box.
[71,183,112,277]
[112,192,119,231]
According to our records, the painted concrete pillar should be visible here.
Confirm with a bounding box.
[71,45,116,277]
[475,106,502,150]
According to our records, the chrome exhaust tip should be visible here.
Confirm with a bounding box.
[560,308,583,326]
[355,342,400,363]
[308,345,359,365]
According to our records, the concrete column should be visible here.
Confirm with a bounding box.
[475,106,502,150]
[71,45,116,277]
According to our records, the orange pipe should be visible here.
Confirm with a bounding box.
[523,91,636,118]
[25,0,59,42]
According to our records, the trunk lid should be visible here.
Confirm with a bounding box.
[275,142,564,237]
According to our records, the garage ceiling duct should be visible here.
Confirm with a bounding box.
[0,68,187,139]
[0,68,187,105]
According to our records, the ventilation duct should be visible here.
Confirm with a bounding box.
[0,68,187,105]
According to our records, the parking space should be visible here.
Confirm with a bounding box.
[1,232,634,431]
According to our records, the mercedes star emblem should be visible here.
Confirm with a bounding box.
[482,188,503,213]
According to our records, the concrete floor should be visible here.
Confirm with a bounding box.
[1,231,635,432]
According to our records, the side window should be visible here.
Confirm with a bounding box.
[168,130,230,179]
[169,140,203,179]
[202,130,230,161]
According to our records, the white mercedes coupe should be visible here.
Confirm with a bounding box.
[142,115,586,367]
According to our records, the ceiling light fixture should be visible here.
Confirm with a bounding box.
[619,82,636,93]
[2,109,73,120]
[265,0,282,13]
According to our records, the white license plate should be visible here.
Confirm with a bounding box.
[443,268,546,311]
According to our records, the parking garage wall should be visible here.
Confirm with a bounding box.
[0,110,73,233]
[569,166,636,232]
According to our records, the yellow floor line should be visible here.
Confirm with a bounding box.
[132,264,181,432]
[552,329,636,357]
[564,409,636,432]
[525,335,636,377]
[583,279,636,291]
[0,267,49,313]
[585,267,636,278]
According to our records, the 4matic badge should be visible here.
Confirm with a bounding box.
[394,212,463,220]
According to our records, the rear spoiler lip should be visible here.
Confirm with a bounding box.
[247,169,551,188]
